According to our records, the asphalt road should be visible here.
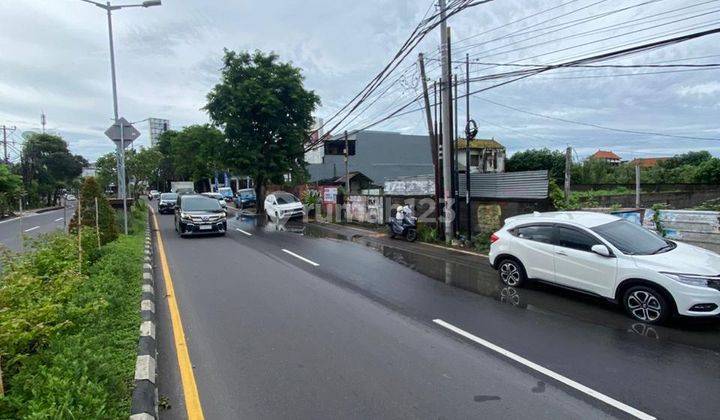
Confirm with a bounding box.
[152,204,720,420]
[0,204,73,252]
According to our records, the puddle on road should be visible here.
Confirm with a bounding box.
[354,237,720,352]
[234,216,720,351]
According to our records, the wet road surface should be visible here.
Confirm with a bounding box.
[0,204,73,253]
[153,204,720,419]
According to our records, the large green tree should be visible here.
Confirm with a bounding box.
[125,147,163,198]
[204,50,320,211]
[506,148,566,181]
[20,133,85,207]
[155,125,224,191]
[0,164,23,217]
[95,152,117,193]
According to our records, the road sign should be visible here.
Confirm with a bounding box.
[105,117,141,147]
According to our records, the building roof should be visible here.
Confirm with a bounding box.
[629,157,670,168]
[333,171,371,184]
[456,138,504,150]
[590,150,621,160]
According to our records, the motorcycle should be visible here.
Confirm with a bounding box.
[388,213,418,242]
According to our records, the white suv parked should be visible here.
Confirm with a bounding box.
[489,211,720,324]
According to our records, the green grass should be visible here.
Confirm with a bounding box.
[0,206,146,419]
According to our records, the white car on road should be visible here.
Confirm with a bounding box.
[202,192,227,209]
[489,211,720,324]
[264,192,305,221]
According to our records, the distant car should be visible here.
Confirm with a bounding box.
[158,193,178,215]
[202,192,227,209]
[174,194,227,237]
[175,187,195,196]
[489,211,720,325]
[65,194,76,201]
[149,190,160,200]
[234,188,256,209]
[217,187,234,202]
[264,192,304,221]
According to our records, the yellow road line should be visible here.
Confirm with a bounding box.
[150,208,205,420]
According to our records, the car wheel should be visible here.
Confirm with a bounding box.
[497,258,526,287]
[623,285,670,324]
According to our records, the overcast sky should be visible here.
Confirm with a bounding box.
[1,0,718,163]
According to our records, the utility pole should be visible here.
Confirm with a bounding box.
[439,0,454,241]
[18,197,23,253]
[434,81,443,238]
[419,54,441,231]
[564,146,572,203]
[63,195,68,231]
[41,111,47,134]
[635,164,641,208]
[344,130,350,195]
[95,197,101,248]
[452,73,459,234]
[2,125,17,164]
[465,53,472,236]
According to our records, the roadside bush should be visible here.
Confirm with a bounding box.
[68,177,118,245]
[417,223,438,243]
[0,211,145,418]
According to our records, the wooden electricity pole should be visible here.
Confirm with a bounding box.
[439,0,454,241]
[419,53,441,231]
[95,197,101,247]
[564,146,572,202]
[635,164,641,208]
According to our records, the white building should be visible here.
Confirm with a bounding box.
[148,118,170,147]
[455,138,506,173]
[305,118,325,164]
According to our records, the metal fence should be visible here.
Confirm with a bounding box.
[458,170,549,200]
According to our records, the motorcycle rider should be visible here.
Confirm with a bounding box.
[395,205,414,224]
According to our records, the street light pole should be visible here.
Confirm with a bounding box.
[80,0,162,234]
[104,2,129,234]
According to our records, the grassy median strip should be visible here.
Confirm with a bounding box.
[0,205,146,419]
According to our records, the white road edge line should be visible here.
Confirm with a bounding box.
[24,226,40,232]
[54,217,64,222]
[235,228,252,236]
[0,216,20,225]
[281,249,319,267]
[432,319,656,420]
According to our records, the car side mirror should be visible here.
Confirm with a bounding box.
[591,244,612,257]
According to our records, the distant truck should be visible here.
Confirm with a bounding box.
[170,181,195,195]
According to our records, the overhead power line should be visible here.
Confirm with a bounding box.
[477,97,720,141]
[439,61,720,69]
[345,25,720,141]
[307,0,494,151]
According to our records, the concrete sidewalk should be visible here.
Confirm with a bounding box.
[309,222,488,268]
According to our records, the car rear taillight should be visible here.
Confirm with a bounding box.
[490,233,500,243]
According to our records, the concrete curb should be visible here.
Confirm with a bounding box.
[130,217,158,419]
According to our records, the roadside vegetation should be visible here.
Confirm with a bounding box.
[508,149,720,185]
[0,165,22,219]
[0,179,146,419]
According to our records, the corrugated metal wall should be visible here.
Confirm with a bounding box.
[458,170,548,199]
